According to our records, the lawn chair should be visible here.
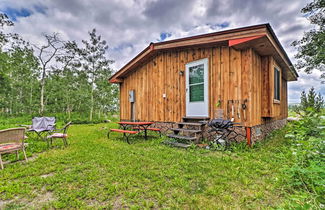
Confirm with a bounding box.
[27,117,56,142]
[0,128,28,169]
[46,122,72,147]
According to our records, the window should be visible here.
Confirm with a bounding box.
[274,67,280,101]
[189,64,204,102]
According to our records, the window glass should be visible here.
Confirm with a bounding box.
[190,84,204,102]
[274,67,280,100]
[189,64,204,84]
[189,63,205,102]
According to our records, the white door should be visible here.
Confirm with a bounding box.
[186,58,209,117]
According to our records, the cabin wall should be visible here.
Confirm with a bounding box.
[120,46,288,127]
[260,56,288,120]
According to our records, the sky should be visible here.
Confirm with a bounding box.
[0,0,324,103]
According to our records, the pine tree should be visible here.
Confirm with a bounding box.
[295,87,324,114]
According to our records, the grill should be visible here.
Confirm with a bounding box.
[208,119,245,147]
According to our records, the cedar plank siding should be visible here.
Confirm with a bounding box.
[120,46,288,127]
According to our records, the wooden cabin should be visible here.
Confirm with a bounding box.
[109,24,298,142]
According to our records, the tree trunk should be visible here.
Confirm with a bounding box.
[68,107,71,120]
[40,67,46,115]
[67,104,72,120]
[90,86,94,121]
[30,85,33,114]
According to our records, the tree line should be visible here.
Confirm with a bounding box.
[0,14,118,121]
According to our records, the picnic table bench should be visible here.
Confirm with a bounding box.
[107,129,139,144]
[108,122,161,144]
[132,127,161,136]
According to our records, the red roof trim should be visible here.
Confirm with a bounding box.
[228,35,265,46]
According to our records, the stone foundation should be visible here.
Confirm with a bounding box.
[151,119,287,144]
[152,122,177,133]
[250,119,287,143]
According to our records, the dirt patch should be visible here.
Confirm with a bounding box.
[0,188,55,209]
[40,172,54,178]
[2,154,37,168]
[113,195,124,209]
[27,191,54,208]
[0,199,12,208]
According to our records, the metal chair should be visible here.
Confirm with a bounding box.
[46,122,72,147]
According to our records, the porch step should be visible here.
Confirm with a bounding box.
[163,141,191,148]
[182,116,210,122]
[177,122,205,126]
[167,134,197,141]
[171,128,202,133]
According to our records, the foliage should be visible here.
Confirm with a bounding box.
[33,33,65,114]
[293,87,324,115]
[63,29,117,121]
[0,12,119,122]
[0,47,40,114]
[284,112,325,206]
[0,13,17,48]
[292,0,325,81]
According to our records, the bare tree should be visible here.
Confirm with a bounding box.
[33,33,65,114]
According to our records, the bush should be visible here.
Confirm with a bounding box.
[285,111,325,205]
[0,112,119,129]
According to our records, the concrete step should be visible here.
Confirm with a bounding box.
[167,134,197,141]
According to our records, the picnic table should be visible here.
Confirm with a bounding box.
[118,121,154,140]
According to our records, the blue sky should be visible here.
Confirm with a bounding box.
[1,7,32,21]
[0,0,323,103]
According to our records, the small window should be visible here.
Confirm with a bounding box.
[274,67,280,101]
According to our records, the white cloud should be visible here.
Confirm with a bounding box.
[1,0,323,103]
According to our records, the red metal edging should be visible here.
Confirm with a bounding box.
[246,127,252,146]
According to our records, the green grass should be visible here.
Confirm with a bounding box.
[0,123,312,209]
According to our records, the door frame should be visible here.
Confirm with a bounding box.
[185,58,209,117]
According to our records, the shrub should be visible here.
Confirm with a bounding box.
[285,111,325,205]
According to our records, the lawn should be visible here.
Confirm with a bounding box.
[0,123,298,208]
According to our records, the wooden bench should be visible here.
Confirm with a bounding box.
[133,127,161,136]
[107,129,139,144]
[0,128,28,169]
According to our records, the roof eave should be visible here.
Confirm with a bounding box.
[265,24,298,79]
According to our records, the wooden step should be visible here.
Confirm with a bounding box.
[167,134,197,141]
[171,128,202,133]
[182,116,210,121]
[177,122,205,126]
[163,141,191,148]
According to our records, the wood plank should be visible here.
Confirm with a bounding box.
[241,48,251,126]
[158,53,164,121]
[179,50,185,119]
[215,47,222,117]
